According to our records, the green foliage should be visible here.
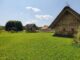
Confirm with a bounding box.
[0,26,4,30]
[5,20,23,32]
[74,27,80,44]
[0,26,5,33]
[0,32,80,60]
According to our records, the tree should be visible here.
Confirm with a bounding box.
[5,20,23,32]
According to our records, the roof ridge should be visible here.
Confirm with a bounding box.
[49,6,80,28]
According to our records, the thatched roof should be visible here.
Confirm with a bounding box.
[26,24,38,29]
[49,6,80,29]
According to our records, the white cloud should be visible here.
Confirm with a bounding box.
[26,6,41,12]
[24,19,38,25]
[35,15,53,20]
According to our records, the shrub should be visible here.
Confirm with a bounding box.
[5,20,23,32]
[73,27,80,44]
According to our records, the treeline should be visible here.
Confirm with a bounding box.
[0,20,51,32]
[0,20,39,32]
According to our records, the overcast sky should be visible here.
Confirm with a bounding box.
[0,0,80,26]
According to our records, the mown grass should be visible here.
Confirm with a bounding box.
[0,32,80,60]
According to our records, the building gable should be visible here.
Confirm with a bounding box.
[49,6,80,29]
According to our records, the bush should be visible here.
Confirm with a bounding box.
[73,27,80,44]
[5,20,23,32]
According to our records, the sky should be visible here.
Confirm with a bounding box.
[0,0,80,27]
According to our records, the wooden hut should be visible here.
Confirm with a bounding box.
[25,24,38,32]
[49,6,80,37]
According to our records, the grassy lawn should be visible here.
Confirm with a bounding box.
[0,32,80,60]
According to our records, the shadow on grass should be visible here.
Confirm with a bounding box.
[72,43,80,48]
[53,34,74,38]
[52,35,73,39]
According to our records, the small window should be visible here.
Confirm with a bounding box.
[62,28,66,31]
[71,28,74,32]
[71,28,76,34]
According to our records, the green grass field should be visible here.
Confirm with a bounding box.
[0,32,80,60]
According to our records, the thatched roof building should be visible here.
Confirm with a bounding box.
[49,6,80,37]
[25,24,38,32]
